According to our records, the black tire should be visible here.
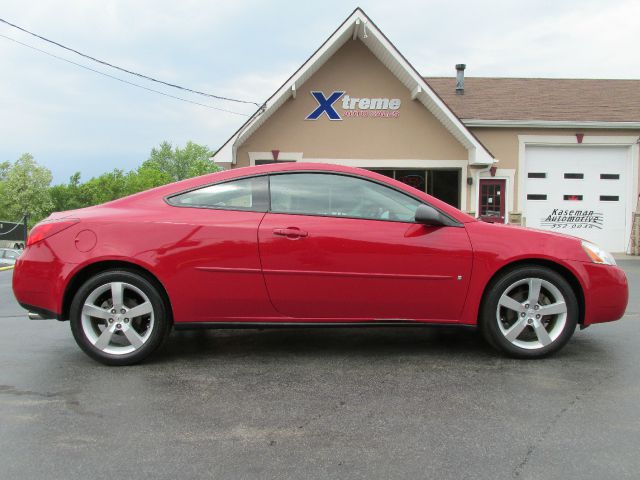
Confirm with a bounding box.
[70,270,170,366]
[480,266,578,359]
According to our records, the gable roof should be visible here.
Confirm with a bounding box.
[212,8,495,166]
[426,77,640,126]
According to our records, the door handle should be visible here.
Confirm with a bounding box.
[273,227,308,239]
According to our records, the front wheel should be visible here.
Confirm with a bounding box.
[480,266,578,358]
[70,270,170,366]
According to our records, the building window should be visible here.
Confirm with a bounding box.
[600,195,619,201]
[527,172,546,178]
[395,170,426,191]
[254,160,295,166]
[564,173,584,179]
[600,174,620,180]
[367,168,460,208]
[527,194,547,200]
[563,195,583,201]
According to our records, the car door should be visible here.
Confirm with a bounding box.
[258,172,473,321]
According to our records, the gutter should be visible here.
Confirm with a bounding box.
[462,119,640,129]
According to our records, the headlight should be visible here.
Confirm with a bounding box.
[581,241,616,266]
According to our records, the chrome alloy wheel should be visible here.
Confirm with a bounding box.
[81,281,155,356]
[496,277,568,350]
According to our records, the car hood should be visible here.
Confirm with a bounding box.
[465,221,591,263]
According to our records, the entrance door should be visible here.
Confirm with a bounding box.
[479,179,506,223]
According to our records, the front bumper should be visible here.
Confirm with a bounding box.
[570,261,629,326]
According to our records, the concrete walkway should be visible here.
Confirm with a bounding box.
[614,253,640,261]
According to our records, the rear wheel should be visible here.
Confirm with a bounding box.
[480,266,578,358]
[70,270,169,365]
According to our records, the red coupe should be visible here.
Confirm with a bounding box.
[13,163,628,365]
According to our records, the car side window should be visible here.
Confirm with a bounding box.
[269,173,422,222]
[169,176,268,212]
[4,251,17,260]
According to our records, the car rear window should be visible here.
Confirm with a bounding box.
[168,176,269,212]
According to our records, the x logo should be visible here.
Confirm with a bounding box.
[306,91,345,121]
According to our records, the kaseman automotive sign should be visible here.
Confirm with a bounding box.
[540,209,603,230]
[306,91,401,120]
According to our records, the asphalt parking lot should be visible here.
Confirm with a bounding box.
[1,261,639,480]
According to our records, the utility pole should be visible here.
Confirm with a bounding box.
[23,214,28,246]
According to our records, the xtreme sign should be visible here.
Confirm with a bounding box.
[306,91,402,120]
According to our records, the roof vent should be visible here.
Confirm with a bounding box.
[455,64,466,95]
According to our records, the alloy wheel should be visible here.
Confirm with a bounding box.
[495,277,568,350]
[80,281,155,356]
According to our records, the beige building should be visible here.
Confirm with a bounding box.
[213,8,640,253]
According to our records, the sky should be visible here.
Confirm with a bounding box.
[1,0,639,184]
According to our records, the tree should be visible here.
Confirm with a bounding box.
[49,172,83,213]
[127,163,172,193]
[77,169,130,206]
[0,161,10,181]
[0,161,8,213]
[1,141,217,226]
[143,141,218,182]
[0,153,53,226]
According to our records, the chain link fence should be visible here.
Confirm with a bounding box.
[0,216,27,249]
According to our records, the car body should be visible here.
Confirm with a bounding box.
[0,248,21,267]
[13,163,628,365]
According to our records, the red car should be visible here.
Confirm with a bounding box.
[13,163,628,365]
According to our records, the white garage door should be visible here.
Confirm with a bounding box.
[524,145,630,252]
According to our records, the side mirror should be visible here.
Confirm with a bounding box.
[415,204,447,226]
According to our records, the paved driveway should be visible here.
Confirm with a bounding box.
[1,261,638,479]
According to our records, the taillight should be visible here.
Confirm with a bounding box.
[27,219,79,246]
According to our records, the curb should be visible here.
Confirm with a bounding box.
[613,254,640,261]
[0,265,15,271]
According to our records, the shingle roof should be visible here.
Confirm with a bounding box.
[425,77,640,123]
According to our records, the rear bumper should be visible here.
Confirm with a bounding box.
[19,303,60,320]
[570,261,629,326]
[12,247,71,318]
